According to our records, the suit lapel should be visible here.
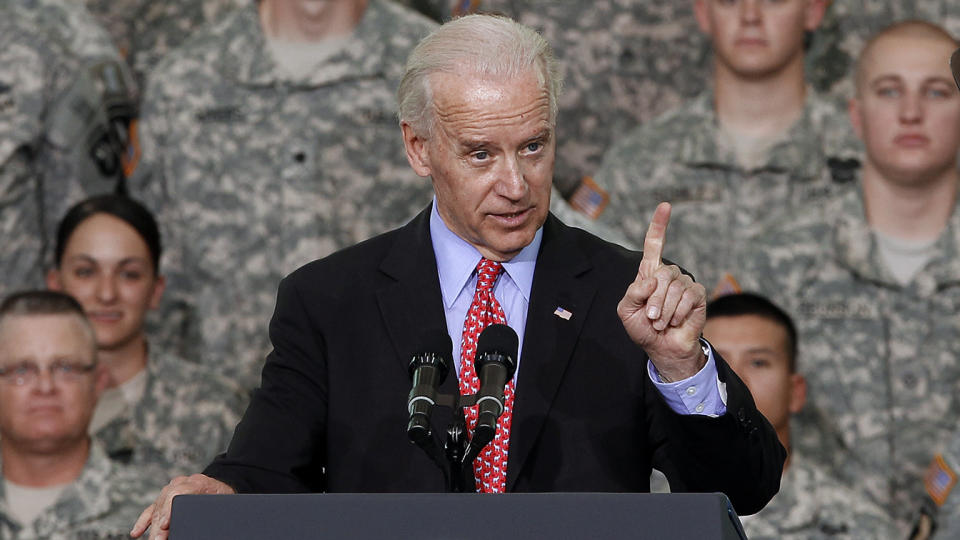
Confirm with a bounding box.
[506,215,598,490]
[375,206,462,452]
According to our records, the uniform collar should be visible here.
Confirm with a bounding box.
[831,180,960,295]
[0,442,115,537]
[227,0,389,87]
[674,87,859,179]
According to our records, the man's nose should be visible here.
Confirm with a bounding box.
[740,0,762,24]
[898,91,923,124]
[497,155,528,200]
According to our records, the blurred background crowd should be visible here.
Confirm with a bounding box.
[2,0,960,538]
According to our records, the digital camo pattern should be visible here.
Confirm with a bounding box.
[738,184,960,536]
[94,349,246,476]
[595,88,860,293]
[82,0,246,91]
[0,4,54,301]
[0,442,165,540]
[1,0,135,278]
[430,0,712,196]
[134,0,437,388]
[740,453,896,539]
[809,0,960,97]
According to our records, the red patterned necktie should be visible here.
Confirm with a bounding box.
[459,258,515,493]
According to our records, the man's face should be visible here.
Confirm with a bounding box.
[851,34,960,185]
[47,214,164,352]
[402,69,555,261]
[703,314,804,433]
[0,314,101,454]
[694,0,824,79]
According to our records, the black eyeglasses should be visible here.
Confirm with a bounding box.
[0,360,97,386]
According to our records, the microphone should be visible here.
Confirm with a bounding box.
[406,330,452,445]
[469,324,519,454]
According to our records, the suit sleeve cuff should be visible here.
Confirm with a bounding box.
[647,339,728,417]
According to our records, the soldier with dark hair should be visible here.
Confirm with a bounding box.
[46,195,245,476]
[705,293,894,539]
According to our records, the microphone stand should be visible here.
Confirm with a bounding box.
[444,408,468,493]
[413,392,492,493]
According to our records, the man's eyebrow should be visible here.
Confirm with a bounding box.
[869,74,903,87]
[924,76,958,87]
[458,138,492,151]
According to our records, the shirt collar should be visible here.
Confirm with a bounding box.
[429,199,541,309]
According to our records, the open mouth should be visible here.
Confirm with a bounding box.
[491,208,532,226]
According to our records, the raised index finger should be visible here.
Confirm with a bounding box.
[639,202,671,277]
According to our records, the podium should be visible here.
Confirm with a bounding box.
[169,492,746,539]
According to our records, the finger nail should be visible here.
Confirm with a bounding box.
[647,305,659,319]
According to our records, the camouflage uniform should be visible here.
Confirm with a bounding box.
[437,0,711,197]
[596,88,860,293]
[740,453,896,539]
[94,349,246,476]
[135,0,437,388]
[82,0,246,90]
[739,183,960,535]
[808,1,960,97]
[0,442,164,540]
[0,0,135,293]
[0,5,52,300]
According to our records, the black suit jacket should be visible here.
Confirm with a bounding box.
[205,207,784,514]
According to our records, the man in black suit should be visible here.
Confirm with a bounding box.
[133,13,784,540]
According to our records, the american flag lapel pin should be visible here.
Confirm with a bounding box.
[553,306,573,320]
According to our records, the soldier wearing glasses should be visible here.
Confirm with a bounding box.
[0,291,163,539]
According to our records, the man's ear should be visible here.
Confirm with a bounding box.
[693,0,712,35]
[401,122,432,178]
[788,373,807,414]
[804,0,828,32]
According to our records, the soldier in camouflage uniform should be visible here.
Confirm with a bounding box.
[596,0,859,294]
[91,350,245,476]
[0,291,165,540]
[134,0,438,388]
[808,0,960,97]
[0,0,135,301]
[0,443,163,540]
[47,194,245,475]
[82,0,246,91]
[738,22,960,535]
[703,293,895,539]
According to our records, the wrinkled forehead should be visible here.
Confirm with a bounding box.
[428,70,553,133]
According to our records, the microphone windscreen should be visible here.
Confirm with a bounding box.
[476,324,519,372]
[413,329,453,363]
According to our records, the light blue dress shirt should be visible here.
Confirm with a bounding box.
[428,201,726,416]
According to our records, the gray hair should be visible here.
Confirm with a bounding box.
[0,290,97,357]
[397,14,563,137]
